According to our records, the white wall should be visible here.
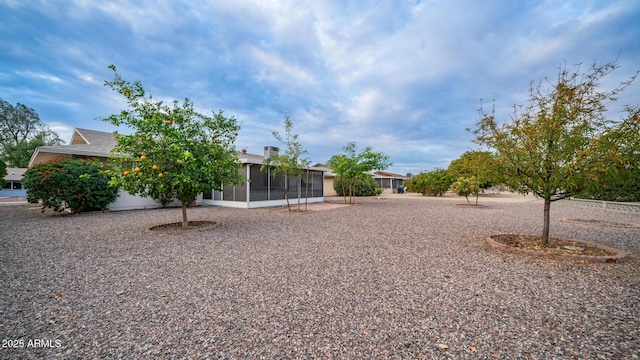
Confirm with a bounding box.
[109,190,201,211]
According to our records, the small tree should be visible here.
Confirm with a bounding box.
[103,65,244,228]
[261,116,309,212]
[405,168,453,196]
[327,142,391,204]
[473,61,638,246]
[448,150,500,205]
[23,158,118,213]
[450,176,480,205]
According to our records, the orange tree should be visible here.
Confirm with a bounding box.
[102,65,243,228]
[473,61,638,246]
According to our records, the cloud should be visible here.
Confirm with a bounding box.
[1,0,638,174]
[16,71,63,83]
[248,47,316,87]
[47,121,75,144]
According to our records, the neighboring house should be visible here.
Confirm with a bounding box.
[1,168,27,197]
[29,128,117,165]
[202,147,325,208]
[311,164,408,195]
[29,128,324,210]
[311,163,337,196]
[373,171,410,194]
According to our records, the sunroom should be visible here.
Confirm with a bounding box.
[201,147,325,208]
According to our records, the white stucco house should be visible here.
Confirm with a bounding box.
[1,168,27,197]
[29,128,325,210]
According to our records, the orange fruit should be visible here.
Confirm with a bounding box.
[190,142,194,145]
[123,171,129,176]
[134,167,141,173]
[152,165,158,170]
[167,119,172,125]
[140,155,147,161]
[158,173,164,178]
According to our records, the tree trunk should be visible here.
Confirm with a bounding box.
[465,196,470,205]
[284,174,290,212]
[349,179,354,204]
[181,200,188,229]
[341,177,347,204]
[541,197,551,247]
[475,191,479,206]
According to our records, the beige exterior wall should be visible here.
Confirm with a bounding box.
[324,177,337,196]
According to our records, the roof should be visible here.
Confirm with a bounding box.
[38,128,117,157]
[310,164,404,178]
[70,128,118,147]
[29,128,118,166]
[238,152,267,165]
[373,171,410,180]
[239,152,325,171]
[28,128,326,172]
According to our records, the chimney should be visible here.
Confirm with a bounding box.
[264,146,279,157]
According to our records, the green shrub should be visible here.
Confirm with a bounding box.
[576,179,640,202]
[405,168,454,196]
[334,173,380,197]
[23,158,119,213]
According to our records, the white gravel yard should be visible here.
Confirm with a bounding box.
[1,195,639,359]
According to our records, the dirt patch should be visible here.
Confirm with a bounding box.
[562,219,640,228]
[486,234,627,263]
[147,221,219,233]
[271,202,351,213]
[454,204,489,209]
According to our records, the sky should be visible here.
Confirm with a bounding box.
[1,0,639,175]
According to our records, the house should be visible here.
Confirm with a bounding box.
[372,171,410,193]
[1,168,27,197]
[29,128,179,211]
[201,146,325,208]
[311,164,408,195]
[29,128,324,210]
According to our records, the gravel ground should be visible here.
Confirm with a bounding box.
[1,195,639,359]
